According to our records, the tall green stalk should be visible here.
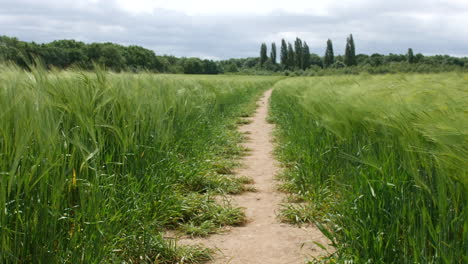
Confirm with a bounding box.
[270,73,467,263]
[0,64,279,263]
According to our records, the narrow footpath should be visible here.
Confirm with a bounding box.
[182,89,328,264]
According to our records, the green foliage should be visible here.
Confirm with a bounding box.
[332,60,346,68]
[124,45,163,71]
[251,35,466,76]
[176,194,246,237]
[303,42,311,70]
[324,39,335,68]
[0,36,221,74]
[0,65,279,263]
[408,48,415,64]
[176,58,221,74]
[224,62,239,73]
[270,43,277,64]
[181,57,203,74]
[287,43,295,69]
[3,35,468,77]
[369,53,385,66]
[98,43,126,71]
[294,37,303,69]
[344,34,357,66]
[260,43,268,66]
[309,53,323,68]
[270,74,467,263]
[280,39,288,66]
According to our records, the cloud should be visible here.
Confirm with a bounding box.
[0,0,467,59]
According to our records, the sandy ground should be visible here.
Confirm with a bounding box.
[179,89,329,264]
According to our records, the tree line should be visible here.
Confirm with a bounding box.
[1,35,467,75]
[0,36,221,74]
[250,34,467,74]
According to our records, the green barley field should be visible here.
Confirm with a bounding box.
[0,64,280,263]
[1,64,467,263]
[270,73,467,263]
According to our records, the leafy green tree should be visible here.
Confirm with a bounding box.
[243,57,260,68]
[332,60,346,68]
[202,59,220,74]
[67,48,87,67]
[287,43,295,69]
[370,53,384,66]
[324,39,335,68]
[344,34,357,66]
[159,55,180,72]
[0,45,22,66]
[294,37,303,69]
[98,44,126,71]
[224,62,239,73]
[36,46,65,68]
[310,53,323,68]
[182,58,203,74]
[280,39,288,67]
[161,57,184,73]
[385,53,406,63]
[263,59,279,71]
[415,53,424,64]
[350,34,357,65]
[124,45,155,70]
[356,54,369,65]
[407,48,415,64]
[302,42,311,69]
[260,43,268,66]
[40,40,84,68]
[85,43,102,65]
[270,43,277,64]
[48,39,85,49]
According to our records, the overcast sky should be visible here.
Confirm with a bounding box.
[1,0,467,59]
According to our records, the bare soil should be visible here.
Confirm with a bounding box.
[180,89,329,264]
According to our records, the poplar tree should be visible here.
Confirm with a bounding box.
[350,34,356,65]
[270,43,277,64]
[287,43,295,69]
[324,39,334,68]
[280,39,288,66]
[302,41,311,69]
[294,37,303,69]
[407,48,415,64]
[260,43,268,66]
[344,34,357,66]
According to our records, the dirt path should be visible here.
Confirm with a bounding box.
[181,89,328,264]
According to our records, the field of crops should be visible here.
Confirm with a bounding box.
[1,65,467,263]
[270,73,467,263]
[0,65,280,263]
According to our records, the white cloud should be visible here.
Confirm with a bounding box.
[1,0,467,58]
[115,0,330,15]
